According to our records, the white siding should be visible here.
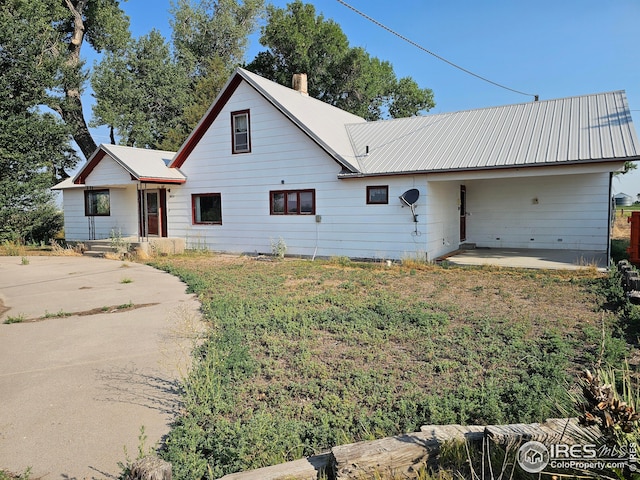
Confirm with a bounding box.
[464,173,610,250]
[62,186,139,241]
[424,181,462,260]
[168,79,615,259]
[168,82,431,260]
[61,189,87,241]
[84,156,132,186]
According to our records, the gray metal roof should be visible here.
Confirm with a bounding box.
[342,90,640,176]
[100,144,184,182]
[61,144,186,186]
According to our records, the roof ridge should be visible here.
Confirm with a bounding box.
[349,90,629,128]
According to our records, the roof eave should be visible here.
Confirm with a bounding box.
[337,157,636,179]
[138,177,186,184]
[239,71,359,173]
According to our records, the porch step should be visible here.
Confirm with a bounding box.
[459,243,477,250]
[82,240,125,257]
[83,250,108,258]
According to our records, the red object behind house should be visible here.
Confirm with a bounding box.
[629,212,640,266]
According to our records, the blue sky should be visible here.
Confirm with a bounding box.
[85,0,640,196]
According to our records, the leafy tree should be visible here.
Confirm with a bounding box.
[247,0,435,120]
[158,57,232,151]
[91,30,191,149]
[171,0,264,77]
[159,0,265,150]
[0,2,78,243]
[3,0,130,159]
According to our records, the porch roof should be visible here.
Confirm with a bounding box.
[71,144,186,186]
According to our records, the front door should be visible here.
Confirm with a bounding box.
[139,188,168,238]
[146,190,160,236]
[460,185,467,242]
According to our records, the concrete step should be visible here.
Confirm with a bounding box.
[82,250,106,258]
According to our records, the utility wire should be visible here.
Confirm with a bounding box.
[336,0,539,100]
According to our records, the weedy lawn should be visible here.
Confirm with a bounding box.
[149,254,628,479]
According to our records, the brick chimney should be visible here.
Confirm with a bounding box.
[292,73,308,96]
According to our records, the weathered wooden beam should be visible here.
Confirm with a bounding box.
[218,453,331,480]
[331,432,438,479]
[331,425,485,479]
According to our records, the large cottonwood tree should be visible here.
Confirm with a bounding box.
[0,1,79,243]
[247,0,435,120]
[43,0,130,158]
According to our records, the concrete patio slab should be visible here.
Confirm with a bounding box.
[0,256,203,479]
[443,248,608,271]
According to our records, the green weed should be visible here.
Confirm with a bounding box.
[42,309,71,319]
[4,314,26,324]
[120,277,133,284]
[0,468,31,480]
[148,255,624,479]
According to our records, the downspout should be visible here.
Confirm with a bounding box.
[607,172,613,267]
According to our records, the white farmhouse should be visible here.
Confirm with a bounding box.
[55,68,640,261]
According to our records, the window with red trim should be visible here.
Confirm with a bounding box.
[192,193,222,224]
[231,110,250,153]
[270,189,315,215]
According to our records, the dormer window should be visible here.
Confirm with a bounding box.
[231,110,251,153]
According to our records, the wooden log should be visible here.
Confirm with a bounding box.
[486,418,600,447]
[331,432,439,479]
[420,424,484,442]
[218,453,331,480]
[128,456,172,480]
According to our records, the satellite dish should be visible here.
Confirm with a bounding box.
[399,189,419,207]
[399,189,419,223]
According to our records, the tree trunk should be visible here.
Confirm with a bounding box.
[60,0,97,159]
[62,92,97,158]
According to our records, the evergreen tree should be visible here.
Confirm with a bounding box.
[91,30,190,149]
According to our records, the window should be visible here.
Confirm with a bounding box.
[231,110,251,153]
[367,185,389,204]
[270,189,315,215]
[85,189,110,216]
[192,193,222,224]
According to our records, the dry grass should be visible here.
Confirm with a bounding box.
[613,210,632,240]
[153,253,632,478]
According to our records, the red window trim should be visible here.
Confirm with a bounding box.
[231,109,251,154]
[366,185,389,204]
[192,193,222,225]
[270,189,316,215]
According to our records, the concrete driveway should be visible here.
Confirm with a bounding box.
[0,256,203,479]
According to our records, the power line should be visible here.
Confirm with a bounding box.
[336,0,539,100]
